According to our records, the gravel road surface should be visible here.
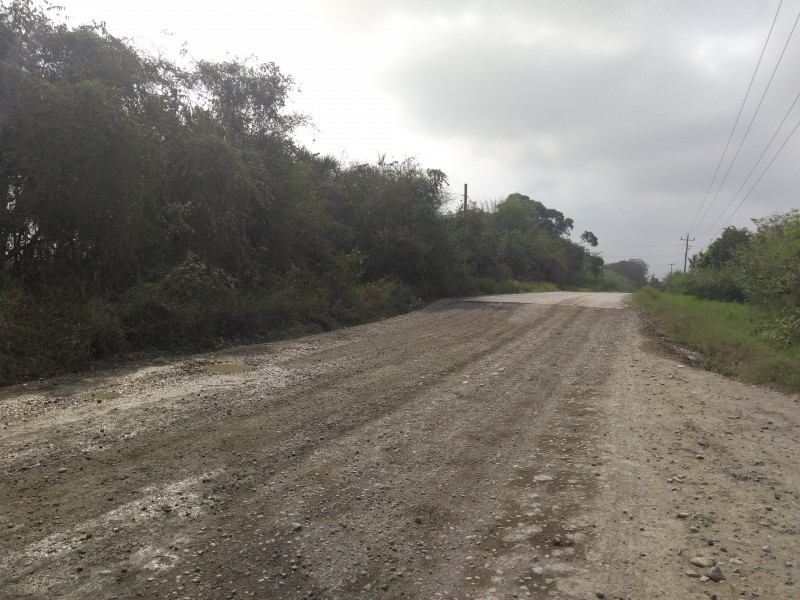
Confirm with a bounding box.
[2,292,798,599]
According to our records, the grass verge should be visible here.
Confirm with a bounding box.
[634,287,800,393]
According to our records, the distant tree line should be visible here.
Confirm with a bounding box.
[1,1,606,383]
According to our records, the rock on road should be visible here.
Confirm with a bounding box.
[1,292,799,599]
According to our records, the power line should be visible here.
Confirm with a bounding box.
[693,2,800,234]
[711,113,800,237]
[697,85,800,238]
[686,0,784,234]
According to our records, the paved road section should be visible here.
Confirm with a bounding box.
[467,291,631,309]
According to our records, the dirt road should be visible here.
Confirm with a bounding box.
[1,292,798,599]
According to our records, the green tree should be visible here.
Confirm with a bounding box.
[192,58,306,139]
[1,3,167,289]
[737,210,800,311]
[580,230,599,247]
[500,193,574,237]
[606,259,649,288]
[694,227,750,270]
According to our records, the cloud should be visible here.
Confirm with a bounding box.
[367,1,799,268]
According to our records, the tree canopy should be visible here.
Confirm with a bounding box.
[693,227,750,270]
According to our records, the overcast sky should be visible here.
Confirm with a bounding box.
[53,0,800,277]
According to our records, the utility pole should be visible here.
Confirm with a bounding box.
[463,184,468,277]
[681,234,695,273]
[668,262,675,274]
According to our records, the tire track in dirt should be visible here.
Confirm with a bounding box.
[3,300,623,599]
[4,296,796,600]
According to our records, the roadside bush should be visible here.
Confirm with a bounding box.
[119,256,243,348]
[664,269,745,302]
[602,269,636,292]
[737,212,800,311]
[467,277,558,295]
[337,279,417,323]
[0,287,126,385]
[759,310,800,349]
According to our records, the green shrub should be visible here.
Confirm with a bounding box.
[759,310,800,349]
[119,256,241,347]
[664,269,745,302]
[602,269,636,292]
[465,277,557,295]
[0,287,126,385]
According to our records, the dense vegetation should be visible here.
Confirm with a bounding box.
[664,210,800,348]
[636,210,800,392]
[604,259,650,292]
[0,1,606,384]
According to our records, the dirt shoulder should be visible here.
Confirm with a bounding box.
[1,298,798,599]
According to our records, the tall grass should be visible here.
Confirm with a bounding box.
[634,287,800,393]
[467,277,559,295]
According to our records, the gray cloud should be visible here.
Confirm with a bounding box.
[364,1,800,274]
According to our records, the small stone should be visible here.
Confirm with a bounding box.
[292,523,303,531]
[58,467,68,473]
[596,593,605,599]
[690,557,716,568]
[708,565,725,582]
[700,575,710,582]
[533,475,553,482]
[686,570,700,578]
[677,512,690,519]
